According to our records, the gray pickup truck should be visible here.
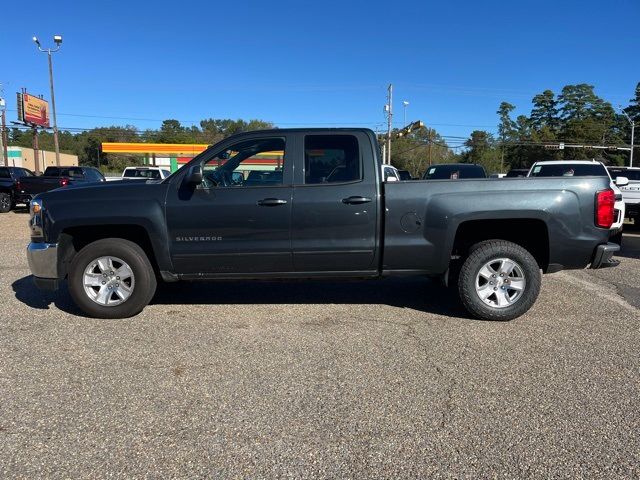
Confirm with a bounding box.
[27,128,619,320]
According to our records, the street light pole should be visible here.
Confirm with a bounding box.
[33,35,62,167]
[402,100,409,126]
[0,88,7,167]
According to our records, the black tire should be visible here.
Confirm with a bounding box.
[458,240,541,321]
[0,193,11,213]
[68,238,157,319]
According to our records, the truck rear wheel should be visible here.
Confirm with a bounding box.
[68,238,157,319]
[0,193,11,213]
[458,240,541,321]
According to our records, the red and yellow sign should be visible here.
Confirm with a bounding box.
[101,143,209,155]
[21,93,50,127]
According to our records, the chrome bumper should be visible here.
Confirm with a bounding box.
[27,242,60,279]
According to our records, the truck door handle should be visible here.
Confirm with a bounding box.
[342,196,372,205]
[257,198,288,206]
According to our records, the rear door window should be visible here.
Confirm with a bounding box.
[0,167,10,178]
[304,135,361,184]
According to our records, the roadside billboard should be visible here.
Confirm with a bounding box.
[17,93,50,127]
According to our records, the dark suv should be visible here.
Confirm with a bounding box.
[0,166,35,213]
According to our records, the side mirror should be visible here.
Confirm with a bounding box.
[186,165,203,185]
[615,176,629,187]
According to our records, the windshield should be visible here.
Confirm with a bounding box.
[124,169,161,179]
[530,163,607,177]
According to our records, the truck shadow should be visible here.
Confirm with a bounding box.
[11,276,84,315]
[150,277,471,319]
[11,275,471,320]
[619,231,640,260]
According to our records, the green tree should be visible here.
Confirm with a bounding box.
[530,90,559,131]
[625,82,640,122]
[391,127,453,177]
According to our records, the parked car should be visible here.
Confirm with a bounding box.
[423,163,487,180]
[607,167,640,221]
[18,166,105,200]
[489,173,506,178]
[527,160,627,243]
[505,169,529,178]
[0,166,35,213]
[27,128,619,321]
[122,166,172,180]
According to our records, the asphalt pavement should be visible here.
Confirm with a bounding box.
[1,209,638,478]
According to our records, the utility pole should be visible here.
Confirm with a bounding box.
[32,125,40,174]
[0,102,7,167]
[33,35,62,167]
[0,85,7,166]
[386,84,393,165]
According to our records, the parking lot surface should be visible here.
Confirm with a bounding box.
[1,209,639,478]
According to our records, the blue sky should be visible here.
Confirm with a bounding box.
[1,0,638,146]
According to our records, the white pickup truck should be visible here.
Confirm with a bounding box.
[608,167,640,221]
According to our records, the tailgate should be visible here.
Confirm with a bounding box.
[19,177,62,195]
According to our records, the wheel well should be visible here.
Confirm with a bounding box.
[452,219,550,271]
[59,225,159,277]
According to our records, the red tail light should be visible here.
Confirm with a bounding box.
[595,189,615,228]
[15,180,22,192]
[60,178,69,187]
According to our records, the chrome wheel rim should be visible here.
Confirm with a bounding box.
[475,258,526,308]
[0,194,9,209]
[83,256,135,306]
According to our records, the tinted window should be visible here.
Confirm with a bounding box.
[202,137,285,188]
[84,169,103,182]
[44,167,84,177]
[20,168,34,177]
[505,169,528,178]
[530,164,607,177]
[0,167,10,178]
[398,170,412,181]
[423,164,486,180]
[305,135,361,184]
[608,168,640,181]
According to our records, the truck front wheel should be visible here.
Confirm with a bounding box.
[68,238,157,319]
[458,240,541,321]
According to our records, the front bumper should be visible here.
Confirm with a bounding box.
[27,242,60,279]
[590,242,620,269]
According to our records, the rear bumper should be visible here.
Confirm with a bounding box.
[27,242,60,279]
[15,193,34,205]
[590,243,620,269]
